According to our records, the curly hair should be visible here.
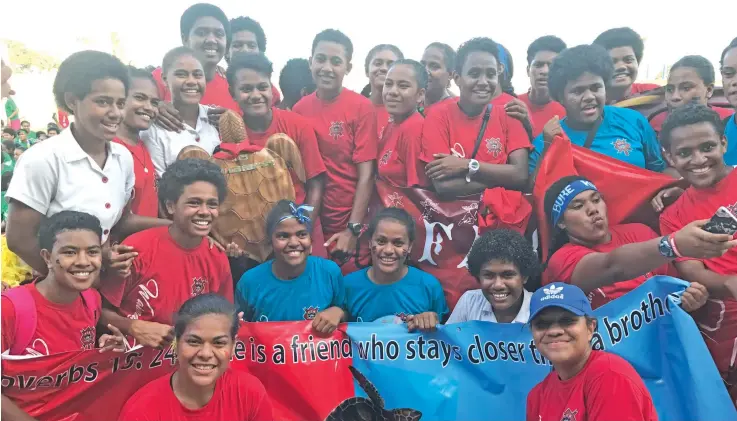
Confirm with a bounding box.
[455,37,500,75]
[38,211,102,251]
[592,27,645,63]
[660,103,725,150]
[225,52,274,92]
[548,44,614,103]
[230,16,266,52]
[158,158,227,210]
[53,51,129,115]
[467,229,540,282]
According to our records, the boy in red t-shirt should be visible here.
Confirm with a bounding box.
[2,211,125,420]
[293,29,377,263]
[100,159,233,350]
[518,36,567,137]
[659,104,737,399]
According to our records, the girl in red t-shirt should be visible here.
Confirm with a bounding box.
[114,68,161,218]
[361,44,404,140]
[377,59,426,188]
[420,43,456,114]
[118,293,272,421]
[542,175,726,309]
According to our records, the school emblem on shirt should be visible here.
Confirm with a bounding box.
[611,138,632,156]
[191,277,207,297]
[80,327,96,350]
[303,306,320,320]
[485,138,503,158]
[386,192,404,208]
[561,408,578,421]
[329,121,345,140]
[380,150,392,166]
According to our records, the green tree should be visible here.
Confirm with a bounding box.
[3,39,60,72]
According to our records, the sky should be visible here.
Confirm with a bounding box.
[1,0,735,124]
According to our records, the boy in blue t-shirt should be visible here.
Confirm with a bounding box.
[235,200,345,334]
[344,208,448,330]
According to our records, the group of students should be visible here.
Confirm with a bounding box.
[0,1,736,420]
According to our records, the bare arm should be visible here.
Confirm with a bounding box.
[5,201,46,275]
[348,161,374,224]
[674,260,737,299]
[304,173,325,220]
[430,149,529,199]
[114,209,170,240]
[100,298,135,335]
[2,395,37,421]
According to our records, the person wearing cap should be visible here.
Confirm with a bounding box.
[542,175,728,310]
[526,283,657,421]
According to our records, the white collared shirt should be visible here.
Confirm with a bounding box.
[140,104,220,177]
[6,125,134,243]
[446,289,532,324]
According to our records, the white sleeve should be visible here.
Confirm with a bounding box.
[445,292,470,324]
[140,126,167,178]
[120,147,135,204]
[5,146,57,214]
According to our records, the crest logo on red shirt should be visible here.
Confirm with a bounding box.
[485,138,503,158]
[380,150,393,166]
[303,306,320,320]
[80,327,96,350]
[329,121,345,140]
[611,138,632,156]
[561,408,578,421]
[191,277,207,297]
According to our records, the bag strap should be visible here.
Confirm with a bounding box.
[470,104,493,159]
[2,287,37,355]
[582,116,604,149]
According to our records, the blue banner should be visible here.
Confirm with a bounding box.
[346,276,737,421]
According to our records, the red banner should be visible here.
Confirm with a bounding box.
[2,322,353,421]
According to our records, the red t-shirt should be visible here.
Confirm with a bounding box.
[630,82,661,96]
[527,350,657,421]
[245,108,327,204]
[650,105,734,132]
[113,138,158,217]
[518,93,567,138]
[491,92,516,107]
[152,67,240,112]
[374,103,391,140]
[118,369,272,421]
[544,223,675,309]
[378,112,424,188]
[292,89,378,235]
[100,226,233,327]
[422,96,458,115]
[1,282,100,356]
[420,100,531,166]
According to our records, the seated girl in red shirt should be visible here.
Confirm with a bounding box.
[542,175,725,310]
[225,52,328,257]
[361,44,404,139]
[420,43,456,114]
[378,59,426,188]
[2,211,125,421]
[526,283,657,421]
[100,159,233,350]
[114,67,161,218]
[118,293,272,421]
[421,37,531,200]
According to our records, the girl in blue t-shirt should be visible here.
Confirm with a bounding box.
[235,200,345,334]
[344,207,449,330]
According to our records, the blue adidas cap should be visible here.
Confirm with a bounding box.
[529,283,593,321]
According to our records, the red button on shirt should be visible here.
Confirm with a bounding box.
[102,176,109,183]
[105,203,111,209]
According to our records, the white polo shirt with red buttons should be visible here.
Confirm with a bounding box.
[6,125,134,243]
[140,104,221,177]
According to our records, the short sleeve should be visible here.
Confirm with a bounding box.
[140,126,167,178]
[218,253,234,303]
[525,384,541,421]
[638,115,666,172]
[504,114,533,155]
[352,101,378,164]
[586,372,656,421]
[5,146,58,214]
[294,116,327,180]
[445,292,470,324]
[121,150,135,204]
[1,296,16,353]
[398,124,424,187]
[528,133,545,174]
[244,376,273,421]
[427,273,449,320]
[235,273,250,316]
[420,109,450,163]
[543,246,596,285]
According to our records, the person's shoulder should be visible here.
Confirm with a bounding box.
[240,260,273,282]
[605,105,647,124]
[308,256,341,273]
[713,106,735,119]
[341,88,372,104]
[122,373,171,409]
[456,289,486,307]
[124,226,168,249]
[275,107,312,129]
[344,267,370,286]
[292,92,317,113]
[586,351,647,387]
[409,266,441,285]
[517,92,531,104]
[110,141,134,165]
[222,368,267,393]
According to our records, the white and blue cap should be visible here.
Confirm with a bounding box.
[529,283,594,321]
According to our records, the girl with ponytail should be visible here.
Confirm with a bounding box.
[362,44,404,139]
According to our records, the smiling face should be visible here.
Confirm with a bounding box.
[665,122,729,189]
[370,219,412,276]
[383,64,424,119]
[66,78,126,142]
[367,49,400,92]
[310,41,351,96]
[185,16,227,68]
[232,68,273,119]
[41,229,102,292]
[455,51,498,111]
[166,181,220,239]
[723,47,737,108]
[559,190,610,246]
[165,55,205,105]
[561,72,606,127]
[666,67,712,110]
[531,307,595,367]
[478,259,526,318]
[421,46,452,101]
[122,77,160,131]
[271,217,312,270]
[176,313,234,387]
[608,46,639,91]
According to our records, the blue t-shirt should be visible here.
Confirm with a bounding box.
[725,115,737,166]
[344,266,449,323]
[528,106,666,173]
[235,256,345,322]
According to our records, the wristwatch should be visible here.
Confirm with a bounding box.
[347,223,363,237]
[466,159,480,183]
[658,235,676,258]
